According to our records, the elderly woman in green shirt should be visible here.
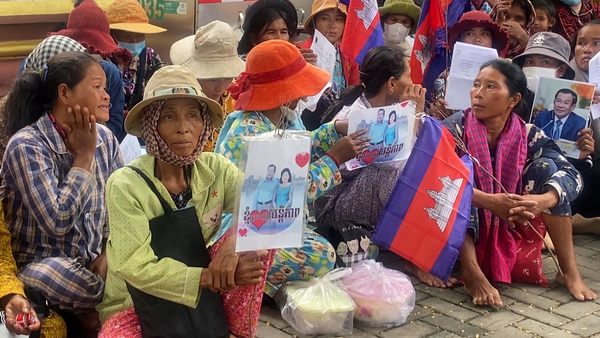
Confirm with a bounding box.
[97,66,267,338]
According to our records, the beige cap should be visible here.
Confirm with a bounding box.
[170,20,245,80]
[126,65,224,137]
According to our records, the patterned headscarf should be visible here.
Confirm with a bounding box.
[25,35,87,71]
[141,99,213,167]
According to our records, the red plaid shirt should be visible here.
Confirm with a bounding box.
[554,0,600,42]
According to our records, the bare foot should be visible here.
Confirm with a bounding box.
[463,269,503,306]
[76,312,101,331]
[405,261,459,288]
[556,272,597,301]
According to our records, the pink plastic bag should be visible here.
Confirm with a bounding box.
[341,260,415,327]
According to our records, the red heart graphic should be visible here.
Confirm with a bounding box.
[239,228,248,237]
[295,152,309,168]
[400,101,409,107]
[250,210,270,229]
[361,149,380,164]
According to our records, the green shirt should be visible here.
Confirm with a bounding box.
[97,152,243,323]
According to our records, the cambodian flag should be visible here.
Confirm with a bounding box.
[411,0,470,100]
[373,116,473,281]
[339,0,384,65]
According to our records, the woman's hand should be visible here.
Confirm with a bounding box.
[208,235,239,292]
[299,49,318,65]
[62,105,97,171]
[502,21,529,47]
[576,128,595,159]
[235,250,268,286]
[592,89,600,105]
[328,129,371,163]
[486,193,538,227]
[518,190,560,216]
[89,251,108,281]
[3,295,41,335]
[495,0,512,24]
[400,84,427,114]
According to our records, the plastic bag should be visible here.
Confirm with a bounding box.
[341,260,415,327]
[275,269,355,335]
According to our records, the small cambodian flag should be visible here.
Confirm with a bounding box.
[373,116,473,281]
[340,0,384,65]
[410,0,470,100]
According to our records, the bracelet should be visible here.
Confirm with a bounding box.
[326,152,341,167]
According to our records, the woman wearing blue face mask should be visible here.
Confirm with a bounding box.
[106,0,167,112]
[553,0,600,42]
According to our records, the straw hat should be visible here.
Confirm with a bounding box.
[229,40,329,111]
[237,0,298,55]
[303,0,348,36]
[50,0,132,63]
[106,0,167,34]
[170,21,245,79]
[512,32,575,80]
[126,65,224,137]
[378,0,421,35]
[448,10,509,56]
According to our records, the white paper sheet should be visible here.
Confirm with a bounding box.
[588,52,600,120]
[445,42,499,110]
[301,30,337,112]
[119,134,142,165]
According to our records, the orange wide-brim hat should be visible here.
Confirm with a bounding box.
[229,39,329,111]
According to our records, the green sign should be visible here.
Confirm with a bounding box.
[137,0,186,20]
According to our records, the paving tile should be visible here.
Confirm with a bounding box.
[560,314,600,336]
[541,288,580,304]
[378,320,438,338]
[407,304,434,321]
[353,321,391,336]
[508,303,570,327]
[577,266,600,281]
[416,285,472,304]
[259,306,291,329]
[573,255,600,271]
[468,311,525,331]
[574,246,600,258]
[553,301,600,320]
[581,240,600,252]
[485,325,535,337]
[516,318,578,338]
[510,283,550,295]
[573,235,595,247]
[256,322,294,338]
[502,287,561,310]
[421,313,486,336]
[426,331,462,338]
[414,291,430,302]
[419,297,480,321]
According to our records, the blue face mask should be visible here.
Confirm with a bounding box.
[118,40,146,58]
[561,0,581,5]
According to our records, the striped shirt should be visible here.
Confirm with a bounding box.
[0,113,123,266]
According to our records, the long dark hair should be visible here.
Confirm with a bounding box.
[479,59,529,118]
[4,51,99,136]
[322,46,408,123]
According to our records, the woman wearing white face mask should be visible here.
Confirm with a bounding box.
[378,0,421,57]
[106,0,167,112]
[513,31,599,237]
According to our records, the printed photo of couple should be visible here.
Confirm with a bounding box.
[531,77,594,158]
[253,164,295,211]
[346,103,416,170]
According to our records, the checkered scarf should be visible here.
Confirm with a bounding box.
[141,100,213,167]
[24,35,87,71]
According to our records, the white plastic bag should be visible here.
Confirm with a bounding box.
[275,269,355,335]
[341,260,415,327]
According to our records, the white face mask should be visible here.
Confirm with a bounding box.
[522,67,558,92]
[383,23,410,45]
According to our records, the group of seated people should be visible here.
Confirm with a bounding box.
[1,0,600,337]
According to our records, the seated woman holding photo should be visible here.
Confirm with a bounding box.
[443,59,596,305]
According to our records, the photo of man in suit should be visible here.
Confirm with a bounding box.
[533,88,587,141]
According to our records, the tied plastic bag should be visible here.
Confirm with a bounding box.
[341,260,415,327]
[275,269,355,335]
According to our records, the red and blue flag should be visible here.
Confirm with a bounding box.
[340,0,384,65]
[410,0,470,100]
[372,116,473,281]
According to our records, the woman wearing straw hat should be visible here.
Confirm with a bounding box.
[298,0,360,131]
[106,0,167,112]
[98,65,268,338]
[171,21,246,152]
[378,0,421,57]
[216,40,371,299]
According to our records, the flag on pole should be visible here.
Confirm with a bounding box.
[339,0,384,65]
[410,0,470,100]
[372,116,473,281]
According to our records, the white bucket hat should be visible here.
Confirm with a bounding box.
[170,20,246,80]
[126,65,224,137]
